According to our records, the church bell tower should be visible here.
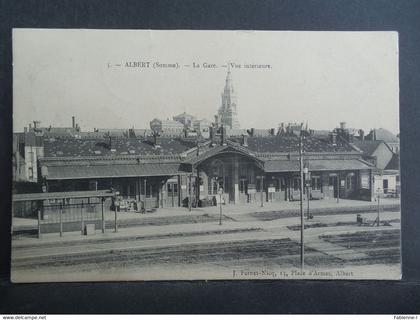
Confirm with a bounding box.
[217,68,240,129]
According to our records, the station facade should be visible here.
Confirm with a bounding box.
[36,129,375,211]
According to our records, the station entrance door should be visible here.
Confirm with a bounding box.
[167,181,179,207]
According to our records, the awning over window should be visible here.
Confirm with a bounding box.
[264,159,374,173]
[44,163,184,180]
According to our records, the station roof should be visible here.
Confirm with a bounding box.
[241,135,357,153]
[352,140,385,156]
[183,143,263,168]
[264,159,374,172]
[12,190,114,202]
[44,163,184,180]
[43,137,196,157]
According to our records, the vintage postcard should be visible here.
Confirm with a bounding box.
[11,29,400,282]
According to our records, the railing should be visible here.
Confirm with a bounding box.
[42,202,100,223]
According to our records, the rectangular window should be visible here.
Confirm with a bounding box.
[272,179,280,192]
[280,178,286,191]
[239,179,247,194]
[293,177,300,191]
[208,178,212,195]
[28,167,34,179]
[329,175,338,186]
[149,184,153,198]
[218,179,224,191]
[28,151,34,163]
[256,179,263,192]
[311,176,321,190]
[144,179,153,198]
[346,174,354,190]
[383,179,389,193]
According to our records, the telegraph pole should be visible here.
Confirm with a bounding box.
[377,188,381,227]
[218,188,223,225]
[114,192,118,233]
[307,184,310,219]
[189,174,192,212]
[299,133,305,269]
[336,173,340,203]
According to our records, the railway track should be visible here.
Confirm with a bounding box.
[12,238,327,270]
[13,227,262,250]
[320,229,401,264]
[12,228,401,272]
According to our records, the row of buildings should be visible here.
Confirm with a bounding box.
[12,71,400,215]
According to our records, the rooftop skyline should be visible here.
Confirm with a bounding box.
[13,30,399,134]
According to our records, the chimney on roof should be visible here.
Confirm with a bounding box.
[277,122,285,135]
[196,141,200,156]
[33,121,40,129]
[72,116,76,128]
[24,127,27,133]
[241,134,248,147]
[329,131,337,146]
[128,128,136,138]
[247,128,255,137]
[340,122,346,130]
[221,125,227,146]
[152,131,160,147]
[367,129,374,141]
[358,129,365,141]
[28,123,32,131]
[209,126,215,147]
[269,128,275,136]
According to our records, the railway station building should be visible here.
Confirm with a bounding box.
[12,69,378,217]
[31,125,375,213]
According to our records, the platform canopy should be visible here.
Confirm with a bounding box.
[264,159,374,173]
[12,190,114,202]
[42,163,183,180]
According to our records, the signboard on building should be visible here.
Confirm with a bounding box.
[361,173,370,189]
[248,183,256,194]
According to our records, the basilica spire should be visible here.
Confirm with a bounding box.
[224,65,234,94]
[217,67,240,129]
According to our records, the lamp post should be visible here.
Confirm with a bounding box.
[101,197,105,233]
[256,175,264,207]
[189,173,193,212]
[114,190,119,233]
[376,187,381,227]
[299,133,305,270]
[218,187,224,225]
[336,173,340,203]
[304,167,312,220]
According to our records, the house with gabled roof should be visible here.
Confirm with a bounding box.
[352,138,400,197]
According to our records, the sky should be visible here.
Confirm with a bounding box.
[13,29,399,134]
